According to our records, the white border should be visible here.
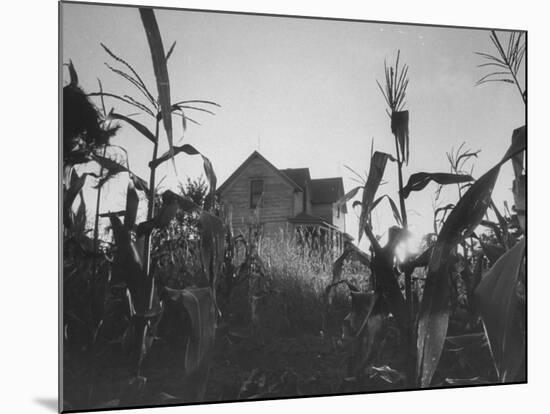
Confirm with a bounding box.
[2,0,547,413]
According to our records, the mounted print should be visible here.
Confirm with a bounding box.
[60,1,526,412]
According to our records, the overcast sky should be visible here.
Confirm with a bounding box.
[62,2,525,249]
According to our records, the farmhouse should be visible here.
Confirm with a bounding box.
[218,151,352,251]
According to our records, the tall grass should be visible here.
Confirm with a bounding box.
[221,233,371,337]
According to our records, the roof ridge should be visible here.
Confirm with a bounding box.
[311,176,343,181]
[218,150,303,193]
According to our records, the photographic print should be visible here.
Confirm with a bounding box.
[60,1,526,412]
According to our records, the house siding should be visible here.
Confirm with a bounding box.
[332,204,346,232]
[311,203,333,224]
[310,202,345,232]
[293,191,304,216]
[221,157,297,237]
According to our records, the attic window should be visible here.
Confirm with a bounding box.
[250,179,263,208]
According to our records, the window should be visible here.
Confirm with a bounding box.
[337,206,340,218]
[250,179,263,208]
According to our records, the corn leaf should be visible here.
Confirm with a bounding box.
[362,224,408,327]
[109,112,156,143]
[474,238,525,382]
[130,174,149,194]
[336,186,362,208]
[87,91,155,117]
[510,126,526,179]
[358,151,395,242]
[165,287,217,375]
[416,165,500,387]
[199,211,226,302]
[476,31,526,103]
[391,110,410,164]
[63,169,92,228]
[416,126,526,387]
[100,42,156,107]
[173,99,221,107]
[109,215,149,312]
[68,60,78,87]
[150,144,217,209]
[124,179,139,229]
[202,155,217,210]
[136,190,199,237]
[370,365,405,385]
[165,41,176,61]
[92,155,148,191]
[501,125,526,164]
[433,203,455,231]
[139,8,174,165]
[72,192,87,235]
[513,174,526,232]
[401,172,474,199]
[372,194,402,226]
[149,144,200,168]
[64,167,87,210]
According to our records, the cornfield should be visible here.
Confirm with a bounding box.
[61,6,526,411]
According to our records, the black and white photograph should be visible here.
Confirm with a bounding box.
[60,1,526,412]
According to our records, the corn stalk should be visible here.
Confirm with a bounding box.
[376,51,415,382]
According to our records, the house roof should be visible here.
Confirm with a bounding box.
[310,177,344,204]
[280,168,310,191]
[218,151,347,213]
[310,177,347,213]
[217,151,302,194]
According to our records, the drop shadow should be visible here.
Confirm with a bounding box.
[33,397,58,412]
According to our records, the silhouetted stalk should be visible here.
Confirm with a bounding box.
[135,117,160,377]
[393,121,414,385]
[377,50,414,384]
[393,128,412,313]
[92,145,108,269]
[489,199,511,249]
[393,137,408,230]
[146,118,160,307]
[87,144,108,405]
[144,118,160,276]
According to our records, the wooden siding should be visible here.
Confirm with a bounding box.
[311,202,346,232]
[311,203,332,224]
[293,191,303,216]
[332,203,346,232]
[220,157,298,237]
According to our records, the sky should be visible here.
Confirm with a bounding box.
[62,2,525,249]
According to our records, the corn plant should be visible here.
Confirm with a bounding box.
[330,46,527,388]
[413,31,527,387]
[416,126,525,386]
[64,8,227,407]
[63,61,128,408]
[332,52,478,386]
[476,30,526,104]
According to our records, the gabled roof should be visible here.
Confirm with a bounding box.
[218,151,348,214]
[217,151,302,194]
[310,177,347,213]
[280,168,311,191]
